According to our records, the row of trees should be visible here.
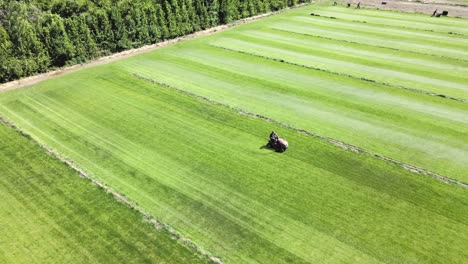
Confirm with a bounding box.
[0,0,308,83]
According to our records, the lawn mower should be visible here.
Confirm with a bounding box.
[267,131,288,153]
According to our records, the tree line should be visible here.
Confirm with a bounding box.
[0,0,309,83]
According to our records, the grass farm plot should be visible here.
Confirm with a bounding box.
[0,123,208,263]
[111,5,468,182]
[0,67,467,263]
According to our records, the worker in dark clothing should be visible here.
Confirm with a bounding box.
[357,1,361,8]
[270,131,279,144]
[432,9,438,17]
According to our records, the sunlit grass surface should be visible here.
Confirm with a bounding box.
[0,124,209,263]
[1,4,467,263]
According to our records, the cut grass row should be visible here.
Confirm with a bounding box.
[209,34,468,100]
[311,8,468,34]
[0,123,208,263]
[102,4,468,182]
[114,47,468,181]
[325,6,468,33]
[0,68,467,263]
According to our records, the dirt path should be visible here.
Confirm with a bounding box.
[0,4,310,92]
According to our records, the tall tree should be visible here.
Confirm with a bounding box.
[109,5,131,51]
[144,4,162,43]
[155,4,169,40]
[208,0,220,26]
[36,13,75,66]
[87,9,114,54]
[0,25,14,81]
[65,14,97,63]
[5,2,50,74]
[193,0,208,29]
[164,0,177,37]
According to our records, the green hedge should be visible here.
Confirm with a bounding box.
[0,0,309,83]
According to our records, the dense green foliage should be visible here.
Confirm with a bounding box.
[0,0,308,83]
[0,123,208,263]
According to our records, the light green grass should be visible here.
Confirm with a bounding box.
[104,4,467,182]
[0,124,208,263]
[1,3,468,263]
[0,69,467,263]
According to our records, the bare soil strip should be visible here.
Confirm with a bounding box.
[0,116,223,264]
[0,4,309,92]
[211,44,467,103]
[133,73,468,189]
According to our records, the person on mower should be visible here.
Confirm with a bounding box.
[270,131,279,144]
[267,131,288,152]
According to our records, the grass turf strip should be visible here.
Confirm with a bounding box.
[0,123,209,263]
[115,43,468,182]
[0,69,467,263]
[94,3,468,182]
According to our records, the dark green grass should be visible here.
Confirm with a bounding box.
[0,124,208,263]
[0,69,467,263]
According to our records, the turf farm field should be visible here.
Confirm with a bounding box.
[1,3,468,264]
[0,124,208,263]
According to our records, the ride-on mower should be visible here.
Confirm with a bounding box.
[267,131,289,152]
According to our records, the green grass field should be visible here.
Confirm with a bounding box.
[112,4,468,182]
[0,3,467,264]
[0,123,208,263]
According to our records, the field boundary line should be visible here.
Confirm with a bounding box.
[0,3,311,92]
[0,115,223,264]
[272,28,468,64]
[133,73,468,189]
[210,45,467,103]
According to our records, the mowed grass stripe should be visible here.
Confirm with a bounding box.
[1,80,373,263]
[290,15,468,49]
[0,123,209,263]
[116,44,468,181]
[310,9,468,35]
[270,21,468,61]
[210,34,468,99]
[238,28,468,77]
[2,69,468,263]
[133,73,467,188]
[3,87,326,262]
[159,45,468,126]
[324,6,468,33]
